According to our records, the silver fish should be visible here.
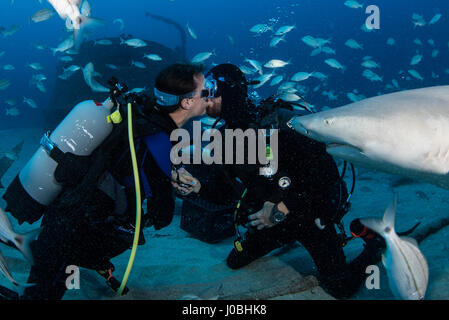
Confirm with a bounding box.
[360,195,428,300]
[0,208,41,265]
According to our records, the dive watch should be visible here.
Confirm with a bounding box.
[270,205,287,224]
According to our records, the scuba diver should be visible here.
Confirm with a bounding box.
[1,63,211,300]
[173,63,386,299]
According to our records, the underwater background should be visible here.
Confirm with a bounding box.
[0,0,448,129]
[0,0,448,300]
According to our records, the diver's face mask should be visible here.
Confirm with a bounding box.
[202,74,219,98]
[154,81,213,109]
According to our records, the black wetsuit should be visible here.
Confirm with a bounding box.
[21,106,177,300]
[196,64,382,299]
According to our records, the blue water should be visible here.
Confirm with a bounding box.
[0,0,447,130]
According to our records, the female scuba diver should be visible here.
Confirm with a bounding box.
[173,63,386,299]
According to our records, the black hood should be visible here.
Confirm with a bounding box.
[207,63,256,129]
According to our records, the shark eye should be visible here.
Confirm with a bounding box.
[385,227,391,233]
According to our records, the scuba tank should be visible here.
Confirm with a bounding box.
[3,78,129,225]
[20,99,115,206]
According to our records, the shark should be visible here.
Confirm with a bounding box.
[289,85,449,189]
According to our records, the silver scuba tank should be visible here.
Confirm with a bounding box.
[19,98,115,206]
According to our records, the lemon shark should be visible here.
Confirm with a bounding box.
[289,85,449,189]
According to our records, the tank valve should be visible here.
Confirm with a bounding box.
[40,131,56,155]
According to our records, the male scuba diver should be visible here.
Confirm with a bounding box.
[2,63,210,299]
[173,63,385,299]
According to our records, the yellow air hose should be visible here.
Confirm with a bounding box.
[118,102,142,296]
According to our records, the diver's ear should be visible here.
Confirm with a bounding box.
[180,97,191,110]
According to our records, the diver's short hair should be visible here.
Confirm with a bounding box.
[155,63,203,97]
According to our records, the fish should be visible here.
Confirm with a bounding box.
[51,35,74,55]
[311,72,328,81]
[278,82,296,91]
[360,195,428,300]
[80,0,91,17]
[2,65,14,71]
[4,99,16,106]
[252,73,274,89]
[412,13,426,27]
[0,140,23,189]
[32,74,47,82]
[227,35,235,46]
[93,39,112,46]
[269,35,285,48]
[324,58,346,72]
[113,18,125,31]
[264,59,289,68]
[186,22,197,40]
[431,49,439,58]
[289,85,449,190]
[274,25,295,36]
[131,61,146,69]
[347,92,365,102]
[392,79,400,89]
[291,72,313,82]
[0,52,5,59]
[386,38,395,46]
[345,39,363,50]
[413,38,423,46]
[0,79,11,90]
[0,250,34,296]
[322,90,338,101]
[361,60,380,69]
[23,97,38,109]
[120,38,147,48]
[191,51,214,64]
[143,54,162,61]
[0,207,41,264]
[344,0,363,9]
[408,69,423,81]
[362,69,383,82]
[249,23,272,34]
[46,0,103,46]
[30,8,55,23]
[28,63,43,70]
[5,107,19,116]
[244,58,263,75]
[2,25,21,37]
[279,93,301,102]
[105,64,118,70]
[63,65,80,72]
[36,81,46,93]
[82,62,108,92]
[239,65,255,75]
[270,75,283,86]
[427,39,435,47]
[428,13,442,25]
[321,46,336,55]
[410,53,423,66]
[59,55,73,62]
[301,35,320,48]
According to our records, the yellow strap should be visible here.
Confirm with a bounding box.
[118,103,142,296]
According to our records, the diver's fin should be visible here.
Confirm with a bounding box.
[13,227,42,265]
